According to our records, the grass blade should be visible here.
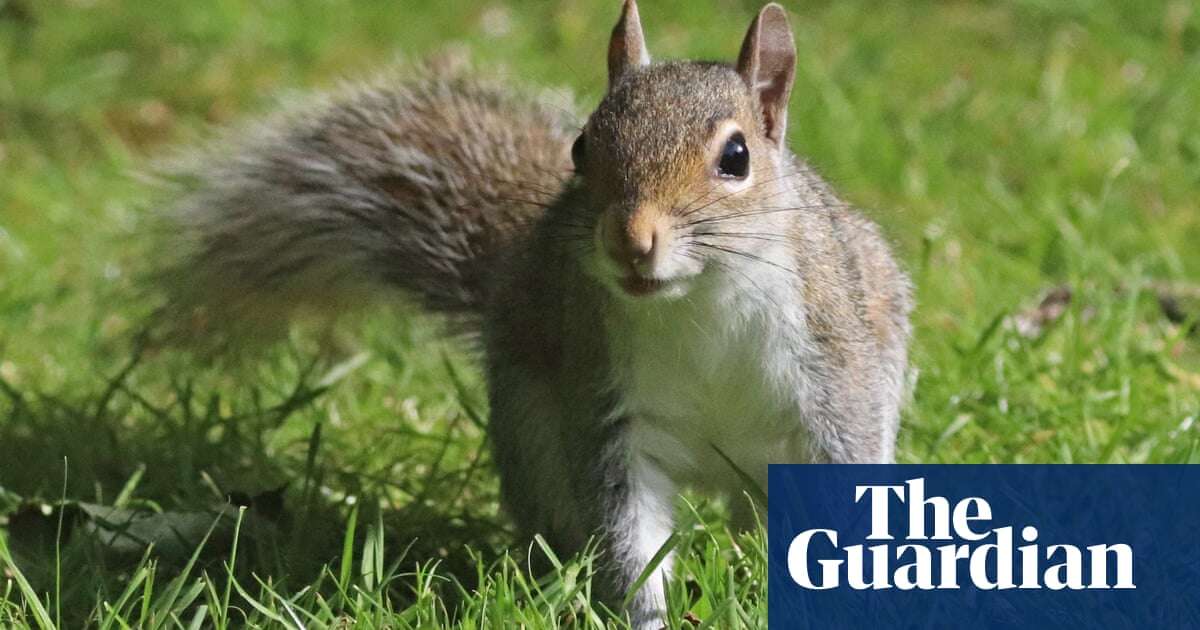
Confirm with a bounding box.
[0,532,56,630]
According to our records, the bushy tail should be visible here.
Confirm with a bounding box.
[154,65,576,346]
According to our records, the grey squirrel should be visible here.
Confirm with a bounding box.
[158,1,912,626]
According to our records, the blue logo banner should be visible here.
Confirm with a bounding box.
[768,465,1200,629]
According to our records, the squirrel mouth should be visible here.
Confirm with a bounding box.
[620,275,672,297]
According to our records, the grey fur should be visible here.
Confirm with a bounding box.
[156,5,911,627]
[159,67,576,345]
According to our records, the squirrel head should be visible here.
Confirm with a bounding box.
[572,1,800,301]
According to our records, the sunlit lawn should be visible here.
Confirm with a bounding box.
[1,0,1198,626]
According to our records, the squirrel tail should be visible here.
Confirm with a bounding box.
[154,65,576,347]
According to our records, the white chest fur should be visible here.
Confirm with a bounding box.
[606,270,818,494]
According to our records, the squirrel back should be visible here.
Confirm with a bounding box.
[158,67,576,345]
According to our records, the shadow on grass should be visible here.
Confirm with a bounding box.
[0,342,513,626]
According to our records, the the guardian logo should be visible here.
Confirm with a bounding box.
[787,478,1136,591]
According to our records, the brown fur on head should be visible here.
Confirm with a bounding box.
[570,1,800,300]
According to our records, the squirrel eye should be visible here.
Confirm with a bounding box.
[571,134,586,172]
[717,132,749,179]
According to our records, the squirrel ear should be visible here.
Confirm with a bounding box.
[608,0,650,88]
[736,3,796,148]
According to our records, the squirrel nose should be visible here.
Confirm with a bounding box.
[605,208,665,274]
[624,228,655,261]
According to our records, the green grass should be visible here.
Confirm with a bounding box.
[1,0,1198,626]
